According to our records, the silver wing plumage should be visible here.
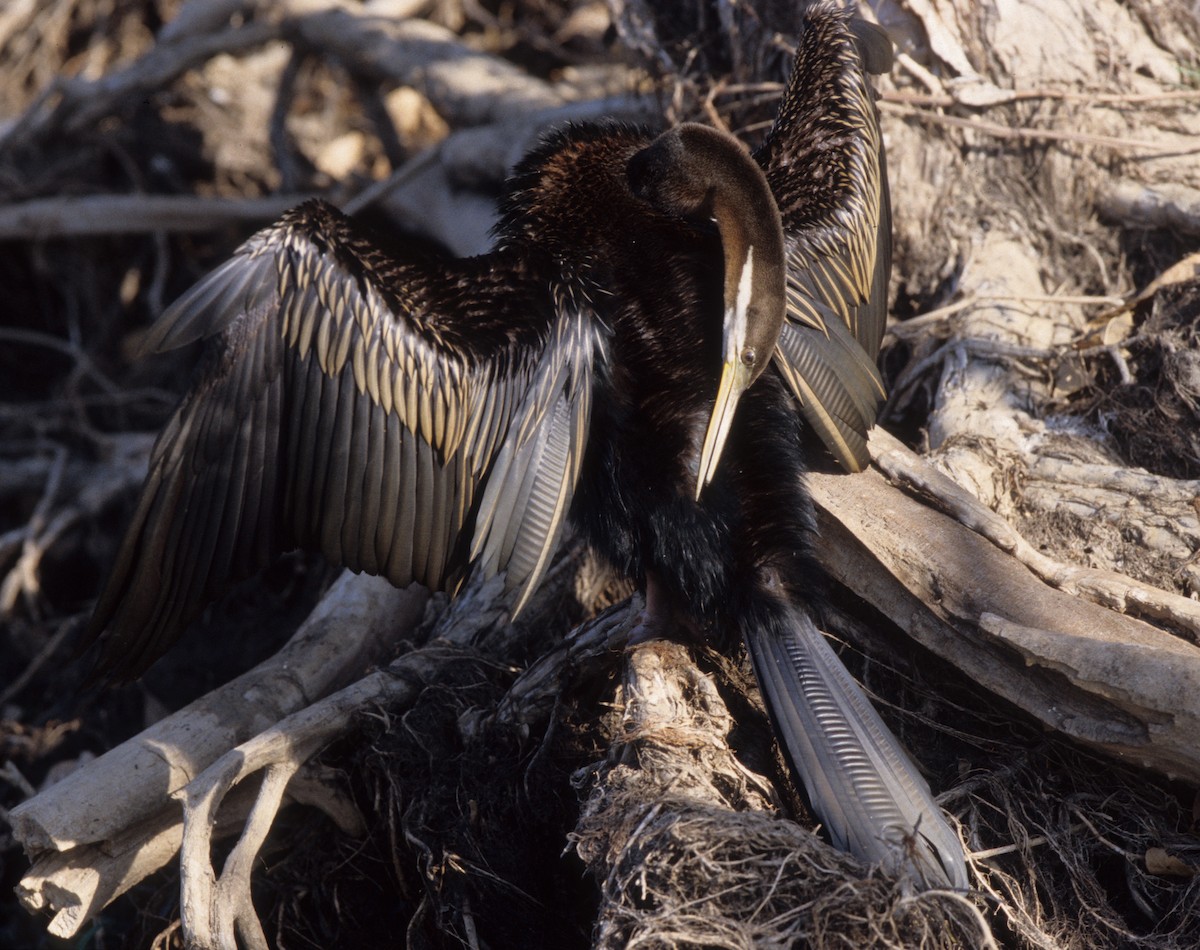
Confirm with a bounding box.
[87,201,601,678]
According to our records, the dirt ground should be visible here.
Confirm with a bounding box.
[2,1,1200,948]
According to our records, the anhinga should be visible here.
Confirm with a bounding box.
[83,5,968,888]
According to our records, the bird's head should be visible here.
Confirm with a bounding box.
[628,123,786,497]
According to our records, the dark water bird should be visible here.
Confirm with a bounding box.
[83,5,967,888]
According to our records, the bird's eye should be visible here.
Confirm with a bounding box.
[740,347,756,367]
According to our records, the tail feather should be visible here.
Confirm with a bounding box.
[745,601,968,889]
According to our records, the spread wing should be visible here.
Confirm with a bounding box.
[757,11,892,471]
[85,200,600,679]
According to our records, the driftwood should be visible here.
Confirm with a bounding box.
[13,433,1200,941]
[3,0,1200,947]
[12,572,428,937]
[814,431,1200,784]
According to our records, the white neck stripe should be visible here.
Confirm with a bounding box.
[727,244,755,355]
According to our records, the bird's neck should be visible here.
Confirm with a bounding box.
[707,186,783,332]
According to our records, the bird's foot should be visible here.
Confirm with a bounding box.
[624,570,677,645]
[624,606,668,645]
[619,571,708,646]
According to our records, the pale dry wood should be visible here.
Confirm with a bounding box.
[877,0,1200,265]
[178,670,402,950]
[877,20,1200,766]
[1098,180,1200,238]
[173,571,532,949]
[895,0,979,79]
[10,573,426,854]
[879,100,1186,155]
[0,91,653,248]
[916,234,1078,510]
[0,21,280,148]
[0,0,38,55]
[883,86,1200,109]
[12,759,359,942]
[871,0,1200,775]
[807,456,1200,785]
[15,784,261,940]
[283,2,565,126]
[898,229,1198,614]
[0,194,318,240]
[573,632,995,946]
[871,429,1200,638]
[0,0,580,184]
[575,638,778,869]
[615,640,773,808]
[11,574,427,939]
[158,0,605,191]
[1022,457,1200,562]
[10,560,550,945]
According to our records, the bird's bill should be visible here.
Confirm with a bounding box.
[695,356,752,499]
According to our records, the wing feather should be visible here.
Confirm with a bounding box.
[306,356,339,542]
[137,249,274,355]
[374,409,402,573]
[468,307,594,600]
[288,356,323,533]
[242,366,279,577]
[773,317,885,471]
[411,435,437,584]
[386,426,417,584]
[84,200,600,679]
[204,403,253,606]
[757,9,892,471]
[166,401,228,611]
[320,367,356,561]
[355,399,385,576]
[507,390,585,613]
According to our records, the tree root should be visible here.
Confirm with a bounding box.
[11,572,428,938]
[179,667,406,950]
[871,428,1200,640]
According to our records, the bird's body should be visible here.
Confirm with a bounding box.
[506,125,782,627]
[84,5,968,889]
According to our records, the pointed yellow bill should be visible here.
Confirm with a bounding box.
[695,357,753,499]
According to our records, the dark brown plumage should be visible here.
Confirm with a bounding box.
[83,5,967,889]
[761,8,891,471]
